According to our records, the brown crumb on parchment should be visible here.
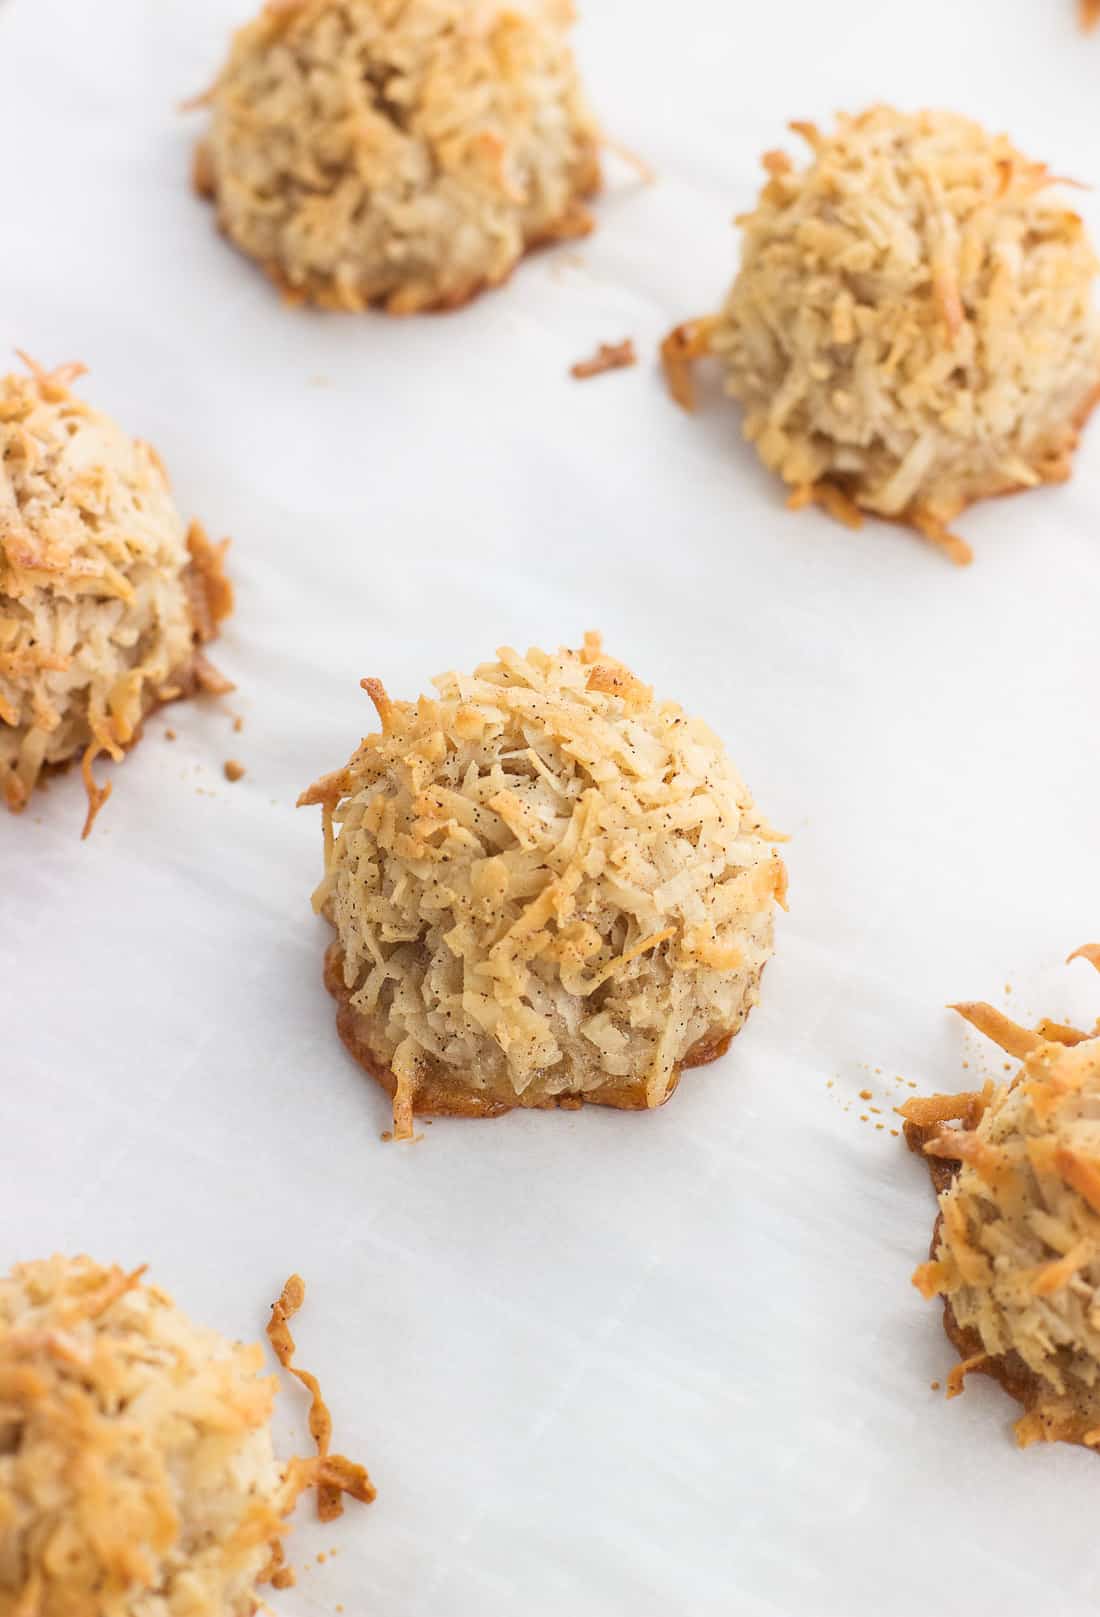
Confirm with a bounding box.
[570,339,636,379]
[224,760,246,782]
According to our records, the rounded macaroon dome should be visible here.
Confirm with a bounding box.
[301,635,786,1137]
[0,1256,286,1617]
[196,0,601,314]
[664,106,1100,564]
[0,357,232,833]
[907,949,1100,1449]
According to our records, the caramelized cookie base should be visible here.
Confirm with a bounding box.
[324,941,746,1120]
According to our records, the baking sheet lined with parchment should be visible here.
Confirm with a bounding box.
[3,1,1100,1613]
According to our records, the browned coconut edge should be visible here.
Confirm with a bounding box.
[323,939,757,1126]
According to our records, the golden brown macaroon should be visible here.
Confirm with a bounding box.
[194,0,601,314]
[902,946,1100,1450]
[0,1258,372,1617]
[0,356,233,834]
[1083,1,1100,30]
[300,634,786,1138]
[662,107,1100,565]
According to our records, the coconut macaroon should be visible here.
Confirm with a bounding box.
[194,0,601,314]
[299,634,786,1138]
[662,107,1100,565]
[0,357,233,834]
[0,1258,373,1617]
[902,946,1100,1450]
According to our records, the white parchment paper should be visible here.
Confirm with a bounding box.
[2,1,1100,1612]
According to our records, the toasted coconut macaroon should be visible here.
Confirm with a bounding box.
[0,1258,373,1617]
[1084,1,1100,30]
[194,0,601,314]
[0,357,233,835]
[299,634,786,1138]
[902,946,1100,1449]
[662,107,1100,565]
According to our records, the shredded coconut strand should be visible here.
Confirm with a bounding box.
[570,339,636,379]
[266,1275,376,1523]
[197,0,600,313]
[663,107,1100,562]
[0,357,233,831]
[301,635,784,1134]
[905,947,1100,1448]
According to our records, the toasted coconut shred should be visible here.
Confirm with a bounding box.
[196,0,601,314]
[662,107,1100,563]
[0,358,233,832]
[0,1257,371,1617]
[902,948,1100,1449]
[266,1276,375,1526]
[570,339,636,379]
[301,636,785,1136]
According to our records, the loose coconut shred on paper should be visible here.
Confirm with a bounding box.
[901,946,1100,1450]
[267,1274,376,1525]
[0,356,234,835]
[570,339,636,379]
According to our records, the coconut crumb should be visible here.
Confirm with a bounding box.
[224,759,246,782]
[570,339,636,379]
